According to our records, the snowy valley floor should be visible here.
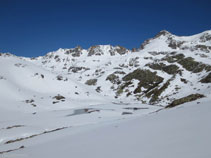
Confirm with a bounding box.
[1,97,211,158]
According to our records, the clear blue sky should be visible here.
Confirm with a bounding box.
[0,0,211,57]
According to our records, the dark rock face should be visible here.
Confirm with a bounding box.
[113,71,126,75]
[115,46,127,55]
[116,81,132,96]
[149,51,169,56]
[200,73,211,83]
[129,57,140,67]
[106,74,120,84]
[109,49,116,56]
[53,94,65,100]
[178,57,200,72]
[166,94,205,108]
[178,57,211,73]
[195,45,211,53]
[179,44,211,53]
[54,55,60,62]
[88,45,128,56]
[65,46,82,57]
[180,78,188,84]
[162,53,185,63]
[167,38,185,49]
[140,39,150,50]
[96,86,102,93]
[85,79,97,86]
[72,46,82,57]
[56,75,63,80]
[146,75,175,104]
[147,63,166,70]
[162,65,179,74]
[68,66,90,73]
[147,63,179,75]
[163,54,211,73]
[88,46,103,56]
[123,69,163,83]
[25,99,34,103]
[122,69,164,94]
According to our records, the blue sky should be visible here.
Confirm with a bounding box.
[0,0,211,57]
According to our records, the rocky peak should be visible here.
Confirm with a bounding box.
[140,30,173,50]
[155,30,172,38]
[114,45,128,55]
[87,45,129,56]
[139,30,210,51]
[88,45,105,56]
[65,46,83,57]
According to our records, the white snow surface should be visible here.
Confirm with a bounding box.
[3,98,211,158]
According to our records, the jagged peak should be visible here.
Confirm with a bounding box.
[88,44,112,50]
[155,30,172,38]
[139,30,173,50]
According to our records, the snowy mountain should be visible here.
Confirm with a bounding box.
[0,30,211,157]
[27,30,211,106]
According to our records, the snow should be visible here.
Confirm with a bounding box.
[3,97,211,158]
[0,54,161,156]
[0,30,211,157]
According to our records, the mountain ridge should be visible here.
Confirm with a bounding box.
[0,30,211,108]
[1,29,211,58]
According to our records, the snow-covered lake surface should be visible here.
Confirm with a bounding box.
[1,97,210,158]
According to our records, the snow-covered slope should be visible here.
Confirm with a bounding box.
[0,30,211,157]
[0,53,112,112]
[3,96,211,158]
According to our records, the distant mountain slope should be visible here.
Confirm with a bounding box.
[22,30,211,106]
[0,53,110,112]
